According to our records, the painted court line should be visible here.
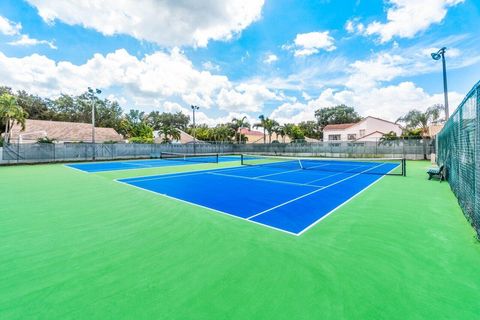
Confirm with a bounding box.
[207,171,325,188]
[115,179,299,236]
[297,163,400,235]
[246,163,386,220]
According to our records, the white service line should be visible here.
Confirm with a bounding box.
[115,179,299,236]
[303,165,365,185]
[246,163,386,220]
[118,164,255,184]
[124,162,153,167]
[207,172,324,188]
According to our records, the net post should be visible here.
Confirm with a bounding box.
[215,153,219,163]
[403,158,406,176]
[240,154,244,165]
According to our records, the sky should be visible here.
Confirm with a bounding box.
[0,0,479,126]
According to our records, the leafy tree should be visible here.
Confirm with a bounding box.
[147,111,189,131]
[129,136,154,144]
[396,104,444,138]
[314,105,362,131]
[298,120,321,140]
[283,123,305,141]
[0,93,28,142]
[15,90,51,120]
[118,109,154,141]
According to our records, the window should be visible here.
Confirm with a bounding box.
[347,134,357,140]
[328,134,341,141]
[359,129,365,137]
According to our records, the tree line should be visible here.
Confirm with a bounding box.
[0,85,445,145]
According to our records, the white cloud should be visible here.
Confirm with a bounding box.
[286,31,336,56]
[0,16,21,35]
[8,34,57,49]
[162,101,254,126]
[263,54,278,64]
[359,0,465,42]
[270,102,317,124]
[346,53,407,89]
[26,0,265,47]
[216,83,280,112]
[270,82,464,124]
[0,48,278,113]
[202,61,220,72]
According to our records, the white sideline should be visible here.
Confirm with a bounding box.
[246,163,386,220]
[115,179,299,236]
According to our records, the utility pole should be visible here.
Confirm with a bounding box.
[431,47,449,121]
[191,105,199,154]
[88,87,102,160]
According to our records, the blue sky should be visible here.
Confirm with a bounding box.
[0,0,479,125]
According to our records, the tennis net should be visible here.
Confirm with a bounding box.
[241,154,406,176]
[159,152,219,163]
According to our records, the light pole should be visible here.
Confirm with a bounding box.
[191,105,199,154]
[88,87,102,160]
[431,47,449,121]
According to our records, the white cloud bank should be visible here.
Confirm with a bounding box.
[0,48,280,118]
[348,0,464,42]
[26,0,265,47]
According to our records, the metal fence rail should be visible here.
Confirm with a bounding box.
[2,139,433,164]
[437,80,480,237]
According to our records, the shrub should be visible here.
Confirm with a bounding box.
[37,137,56,144]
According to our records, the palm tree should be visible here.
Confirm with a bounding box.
[160,125,180,143]
[396,104,444,137]
[213,125,234,142]
[263,118,279,143]
[274,125,286,143]
[379,131,399,146]
[396,104,444,159]
[230,116,250,143]
[254,115,267,143]
[0,93,28,143]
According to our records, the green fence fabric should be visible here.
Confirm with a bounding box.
[437,80,480,237]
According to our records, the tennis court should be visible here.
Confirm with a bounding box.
[118,155,405,234]
[67,153,239,172]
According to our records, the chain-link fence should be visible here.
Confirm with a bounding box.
[1,138,433,164]
[437,80,480,237]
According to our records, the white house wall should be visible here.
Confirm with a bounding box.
[323,117,402,141]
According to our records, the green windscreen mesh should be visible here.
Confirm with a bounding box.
[437,80,480,237]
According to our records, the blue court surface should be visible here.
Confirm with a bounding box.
[117,159,400,235]
[67,155,240,173]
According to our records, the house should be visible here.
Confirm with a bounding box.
[153,129,196,144]
[7,119,124,143]
[239,128,293,144]
[427,124,444,137]
[322,116,402,142]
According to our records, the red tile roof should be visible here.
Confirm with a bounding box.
[240,128,264,136]
[9,119,124,143]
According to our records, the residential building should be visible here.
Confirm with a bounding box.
[7,119,124,143]
[239,128,293,143]
[322,116,402,142]
[154,129,196,144]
